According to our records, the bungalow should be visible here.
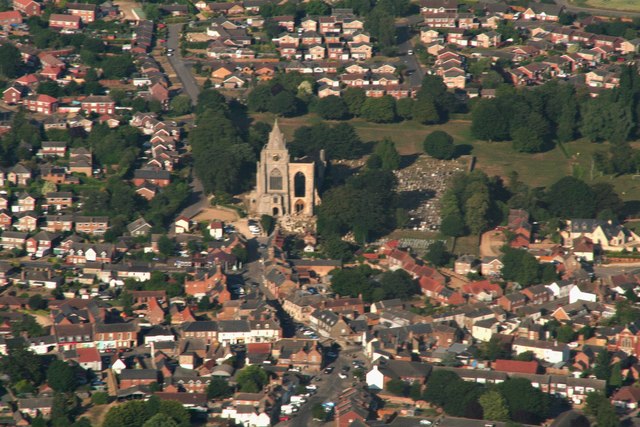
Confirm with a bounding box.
[133,169,171,187]
[17,398,53,419]
[127,217,152,236]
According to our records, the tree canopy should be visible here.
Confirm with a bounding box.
[424,131,455,160]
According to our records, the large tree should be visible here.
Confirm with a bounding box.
[423,131,455,159]
[546,176,596,218]
[500,248,540,286]
[373,138,400,170]
[315,95,349,120]
[47,360,77,393]
[236,365,269,393]
[479,390,509,422]
[361,96,396,123]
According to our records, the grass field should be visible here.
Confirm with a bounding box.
[251,113,640,202]
[571,0,640,12]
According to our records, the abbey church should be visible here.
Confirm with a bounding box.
[249,120,325,218]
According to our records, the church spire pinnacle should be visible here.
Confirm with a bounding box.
[267,119,286,151]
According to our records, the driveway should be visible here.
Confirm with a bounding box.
[167,23,201,104]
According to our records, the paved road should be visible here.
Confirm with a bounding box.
[288,349,364,427]
[397,36,425,87]
[177,167,207,220]
[594,264,640,278]
[554,0,640,17]
[165,23,207,220]
[167,23,201,104]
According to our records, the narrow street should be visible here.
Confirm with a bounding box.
[167,23,201,104]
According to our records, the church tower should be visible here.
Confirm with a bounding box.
[255,120,291,216]
[249,120,323,218]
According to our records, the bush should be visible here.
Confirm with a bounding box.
[91,392,109,405]
[423,130,455,159]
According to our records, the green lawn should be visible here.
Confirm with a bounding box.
[251,113,640,201]
[571,0,640,12]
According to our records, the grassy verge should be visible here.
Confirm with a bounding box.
[570,0,640,12]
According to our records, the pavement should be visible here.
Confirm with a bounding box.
[167,23,201,104]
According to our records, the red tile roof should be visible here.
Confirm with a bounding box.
[493,359,539,374]
[76,347,101,363]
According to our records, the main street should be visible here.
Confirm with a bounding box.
[288,348,364,427]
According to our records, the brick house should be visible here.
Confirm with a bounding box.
[15,212,38,232]
[94,322,139,350]
[13,0,40,16]
[119,369,158,389]
[182,321,218,344]
[39,141,67,157]
[3,85,25,104]
[0,10,22,25]
[16,193,36,212]
[66,2,96,22]
[0,231,26,249]
[66,243,115,264]
[26,231,60,255]
[521,284,553,305]
[0,211,11,230]
[498,293,527,312]
[81,95,115,115]
[133,169,171,187]
[24,94,58,115]
[7,164,31,186]
[74,216,108,235]
[44,214,74,232]
[44,192,73,211]
[49,13,81,30]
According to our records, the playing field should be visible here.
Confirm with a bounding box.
[571,0,640,12]
[251,112,640,202]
